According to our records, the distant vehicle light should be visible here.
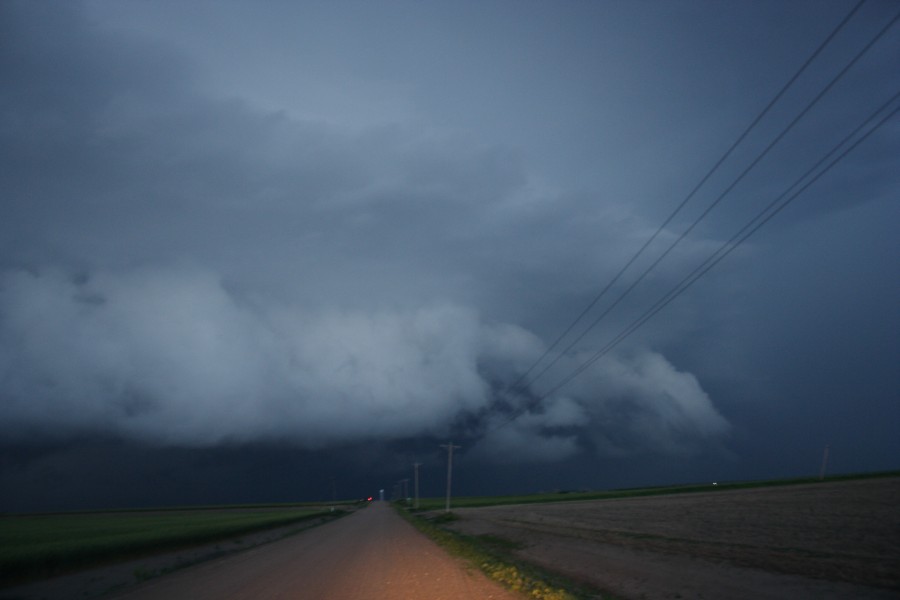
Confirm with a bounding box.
[367,497,373,501]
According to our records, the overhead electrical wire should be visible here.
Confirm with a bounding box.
[512,3,899,397]
[538,91,900,402]
[501,0,869,397]
[485,4,899,433]
[498,90,900,428]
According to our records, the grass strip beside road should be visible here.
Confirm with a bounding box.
[394,505,608,600]
[0,508,335,586]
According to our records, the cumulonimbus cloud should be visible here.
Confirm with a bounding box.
[0,266,729,457]
[472,349,731,462]
[0,266,541,446]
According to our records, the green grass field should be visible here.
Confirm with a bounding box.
[0,507,335,585]
[410,469,900,512]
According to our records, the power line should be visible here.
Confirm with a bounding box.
[502,0,870,397]
[478,6,899,441]
[537,92,900,404]
[509,4,898,406]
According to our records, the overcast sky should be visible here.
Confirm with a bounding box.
[1,0,898,511]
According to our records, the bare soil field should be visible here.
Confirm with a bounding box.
[444,476,900,600]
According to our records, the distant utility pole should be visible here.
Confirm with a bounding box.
[413,462,422,510]
[440,442,461,513]
[400,478,410,503]
[819,445,830,480]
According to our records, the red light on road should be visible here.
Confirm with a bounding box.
[367,497,373,501]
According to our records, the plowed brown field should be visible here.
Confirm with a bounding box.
[444,477,900,600]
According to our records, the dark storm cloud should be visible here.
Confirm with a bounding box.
[1,0,898,504]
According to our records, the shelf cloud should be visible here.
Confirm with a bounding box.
[1,0,897,509]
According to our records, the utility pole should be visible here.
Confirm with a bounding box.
[413,462,422,510]
[440,442,461,513]
[819,445,830,480]
[400,478,410,504]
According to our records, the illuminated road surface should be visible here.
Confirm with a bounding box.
[109,502,520,600]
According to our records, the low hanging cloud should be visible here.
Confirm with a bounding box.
[474,350,730,462]
[0,1,737,462]
[579,350,732,455]
[470,395,586,464]
[0,266,540,446]
[0,266,729,456]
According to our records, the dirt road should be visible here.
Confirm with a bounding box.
[97,501,518,600]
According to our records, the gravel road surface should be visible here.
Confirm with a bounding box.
[104,501,518,600]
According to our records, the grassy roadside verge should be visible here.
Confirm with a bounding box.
[411,469,900,511]
[394,505,609,600]
[0,508,343,586]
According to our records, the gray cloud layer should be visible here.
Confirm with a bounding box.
[0,265,729,454]
[2,1,898,473]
